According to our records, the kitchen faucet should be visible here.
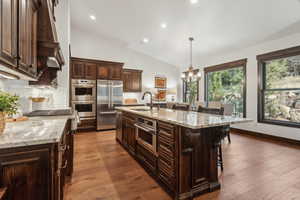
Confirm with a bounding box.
[142,91,154,110]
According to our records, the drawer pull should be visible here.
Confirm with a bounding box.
[60,144,67,152]
[61,160,68,169]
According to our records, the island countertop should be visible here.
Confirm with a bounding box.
[116,106,252,129]
[0,115,75,150]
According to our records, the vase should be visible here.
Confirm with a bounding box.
[0,112,5,134]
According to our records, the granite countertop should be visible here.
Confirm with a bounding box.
[116,106,252,129]
[0,115,75,150]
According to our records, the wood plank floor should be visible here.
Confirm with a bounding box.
[65,131,300,200]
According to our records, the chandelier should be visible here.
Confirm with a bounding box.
[181,37,201,81]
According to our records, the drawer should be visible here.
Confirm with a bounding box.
[158,171,175,191]
[159,135,175,150]
[136,144,157,173]
[158,122,175,138]
[159,129,175,140]
[158,143,174,159]
[158,158,175,177]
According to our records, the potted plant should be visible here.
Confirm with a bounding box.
[0,91,19,134]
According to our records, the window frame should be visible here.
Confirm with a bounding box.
[204,59,247,117]
[257,46,300,128]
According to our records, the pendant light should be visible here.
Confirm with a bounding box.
[181,37,201,81]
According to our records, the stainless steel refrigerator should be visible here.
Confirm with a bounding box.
[97,80,123,130]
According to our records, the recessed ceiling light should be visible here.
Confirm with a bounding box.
[161,23,167,29]
[90,15,96,20]
[190,0,198,4]
[142,38,149,43]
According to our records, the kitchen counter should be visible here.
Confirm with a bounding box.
[116,106,252,129]
[0,115,75,150]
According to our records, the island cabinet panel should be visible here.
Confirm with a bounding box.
[0,148,50,200]
[157,122,178,192]
[121,115,136,154]
[0,0,18,67]
[117,110,221,200]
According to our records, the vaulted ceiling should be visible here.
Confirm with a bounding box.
[71,0,300,67]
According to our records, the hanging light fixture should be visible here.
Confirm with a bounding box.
[181,37,201,81]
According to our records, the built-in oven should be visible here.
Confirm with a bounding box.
[135,117,157,154]
[72,79,96,101]
[72,101,96,119]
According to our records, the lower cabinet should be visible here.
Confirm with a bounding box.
[0,120,73,200]
[122,116,136,154]
[136,144,157,175]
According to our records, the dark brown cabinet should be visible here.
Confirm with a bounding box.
[0,0,38,77]
[0,148,50,200]
[121,115,136,154]
[71,59,96,80]
[0,0,18,68]
[97,64,123,80]
[18,0,38,76]
[123,69,143,92]
[97,65,109,79]
[71,57,124,80]
[0,120,73,200]
[71,60,85,79]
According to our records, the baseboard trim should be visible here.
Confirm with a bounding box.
[230,128,300,146]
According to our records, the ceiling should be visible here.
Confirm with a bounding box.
[71,0,300,68]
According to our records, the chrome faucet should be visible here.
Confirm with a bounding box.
[142,91,153,110]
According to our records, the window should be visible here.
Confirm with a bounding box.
[258,46,300,128]
[204,59,247,117]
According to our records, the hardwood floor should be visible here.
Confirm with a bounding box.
[65,131,300,200]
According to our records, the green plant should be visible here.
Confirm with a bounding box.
[0,91,19,116]
[187,81,198,104]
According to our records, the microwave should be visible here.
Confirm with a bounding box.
[72,79,96,101]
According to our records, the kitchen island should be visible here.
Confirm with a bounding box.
[116,106,251,200]
[0,115,76,200]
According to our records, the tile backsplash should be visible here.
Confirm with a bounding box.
[0,78,67,114]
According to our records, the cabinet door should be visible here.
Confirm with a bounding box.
[97,65,109,79]
[71,61,85,79]
[122,70,132,92]
[131,71,142,92]
[109,65,122,80]
[127,120,136,154]
[0,148,50,200]
[85,62,97,80]
[18,0,38,76]
[0,0,18,67]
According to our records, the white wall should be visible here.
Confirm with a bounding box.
[0,0,70,112]
[187,32,300,141]
[70,27,181,103]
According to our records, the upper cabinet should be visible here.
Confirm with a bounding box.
[18,0,38,76]
[97,64,123,80]
[123,69,143,92]
[0,0,65,82]
[0,0,18,68]
[71,57,124,80]
[0,0,38,78]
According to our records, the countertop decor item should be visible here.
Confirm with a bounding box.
[155,76,167,88]
[0,91,19,134]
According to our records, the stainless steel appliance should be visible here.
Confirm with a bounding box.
[72,79,96,101]
[135,117,157,154]
[97,80,123,130]
[72,101,96,119]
